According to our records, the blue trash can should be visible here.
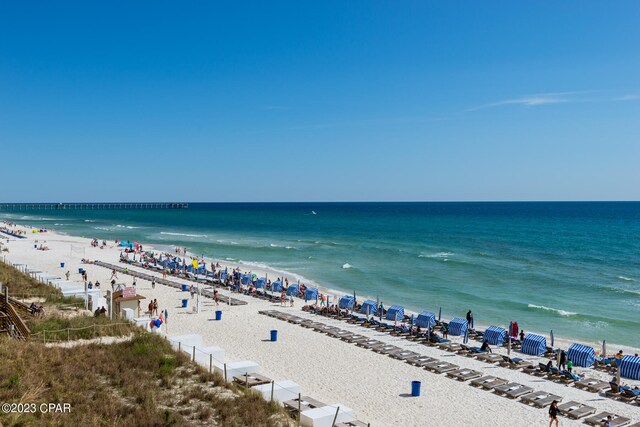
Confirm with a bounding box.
[270,330,278,342]
[34,244,37,248]
[60,262,65,268]
[181,299,188,308]
[215,310,222,321]
[181,284,188,292]
[411,381,421,397]
[78,268,84,274]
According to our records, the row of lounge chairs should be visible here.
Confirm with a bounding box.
[93,260,247,306]
[261,309,638,425]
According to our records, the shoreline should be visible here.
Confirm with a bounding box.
[5,221,640,357]
[3,222,640,426]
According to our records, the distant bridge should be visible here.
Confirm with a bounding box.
[0,203,189,211]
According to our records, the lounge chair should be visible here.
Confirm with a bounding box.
[475,377,508,390]
[499,355,533,370]
[470,375,498,388]
[557,401,597,419]
[620,387,640,403]
[584,412,631,427]
[388,350,420,361]
[493,382,533,398]
[574,377,610,392]
[423,361,459,374]
[446,368,482,382]
[405,355,435,366]
[373,345,402,355]
[340,334,366,343]
[475,353,503,364]
[557,370,582,384]
[326,329,351,338]
[520,391,562,408]
[439,342,462,352]
[355,339,384,349]
[605,382,625,399]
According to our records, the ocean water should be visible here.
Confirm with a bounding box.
[2,202,639,348]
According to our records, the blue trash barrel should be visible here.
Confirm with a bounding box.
[60,262,65,268]
[181,284,188,292]
[181,299,188,308]
[411,381,421,397]
[215,310,222,321]
[270,330,278,342]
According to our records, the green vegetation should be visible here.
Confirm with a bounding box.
[0,263,293,426]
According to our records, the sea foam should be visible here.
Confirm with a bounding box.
[528,304,577,317]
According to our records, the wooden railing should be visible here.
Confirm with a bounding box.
[1,301,30,340]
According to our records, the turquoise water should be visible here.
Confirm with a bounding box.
[2,202,639,347]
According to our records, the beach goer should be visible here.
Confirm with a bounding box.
[148,301,153,316]
[616,350,624,359]
[480,341,492,353]
[320,294,326,307]
[95,280,100,288]
[519,330,525,341]
[466,310,473,329]
[442,323,448,339]
[153,299,158,316]
[152,278,156,289]
[604,415,613,427]
[567,359,573,373]
[213,289,219,305]
[132,278,137,287]
[548,400,559,427]
[190,285,195,299]
[65,271,70,280]
[289,293,294,307]
[280,290,286,306]
[559,350,567,370]
[111,269,117,280]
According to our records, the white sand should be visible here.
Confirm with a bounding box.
[2,225,639,426]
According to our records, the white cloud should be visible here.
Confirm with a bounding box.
[464,91,589,112]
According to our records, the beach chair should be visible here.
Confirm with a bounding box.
[439,342,462,353]
[342,334,368,344]
[584,412,631,427]
[326,329,351,338]
[479,377,509,390]
[558,370,582,384]
[493,382,533,399]
[424,361,459,374]
[388,350,420,361]
[283,396,327,415]
[356,339,384,349]
[476,353,503,364]
[372,345,402,355]
[499,355,533,370]
[233,373,272,388]
[470,375,497,388]
[405,355,435,366]
[605,382,625,399]
[575,378,610,392]
[520,391,562,408]
[446,368,482,382]
[620,388,640,403]
[557,401,597,419]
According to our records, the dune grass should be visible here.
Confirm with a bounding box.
[0,331,292,427]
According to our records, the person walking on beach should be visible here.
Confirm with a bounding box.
[111,269,118,280]
[548,400,559,427]
[280,290,286,306]
[559,350,567,371]
[153,299,158,316]
[466,310,474,329]
[190,285,196,299]
[213,289,219,306]
[152,277,156,289]
[567,359,573,373]
[65,270,70,280]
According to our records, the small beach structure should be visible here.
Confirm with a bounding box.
[304,288,318,302]
[520,333,547,356]
[271,280,283,292]
[620,355,640,380]
[415,311,436,328]
[385,305,404,321]
[255,277,266,289]
[339,295,355,310]
[567,343,595,368]
[286,284,299,296]
[112,287,145,318]
[483,325,507,345]
[448,317,468,336]
[360,299,377,316]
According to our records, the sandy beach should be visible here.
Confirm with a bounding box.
[2,224,639,426]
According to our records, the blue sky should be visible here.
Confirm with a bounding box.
[1,1,638,202]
